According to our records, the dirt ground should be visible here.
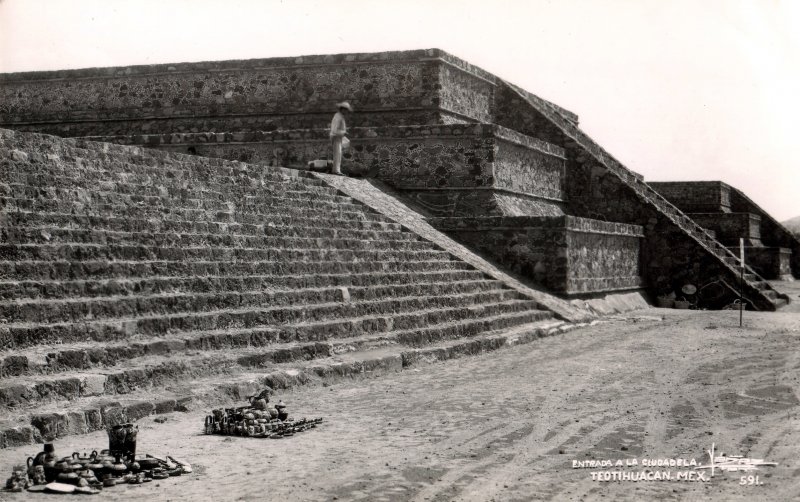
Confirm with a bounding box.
[2,298,800,501]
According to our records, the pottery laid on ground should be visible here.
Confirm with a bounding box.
[3,430,193,495]
[204,391,323,439]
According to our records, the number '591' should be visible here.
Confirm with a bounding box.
[739,475,762,486]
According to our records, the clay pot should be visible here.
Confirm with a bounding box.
[54,459,73,473]
[107,423,138,462]
[27,457,37,476]
[251,397,269,411]
[275,402,289,421]
[57,471,79,483]
[86,458,105,471]
[111,456,128,474]
[137,457,161,470]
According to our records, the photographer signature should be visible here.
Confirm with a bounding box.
[695,442,777,477]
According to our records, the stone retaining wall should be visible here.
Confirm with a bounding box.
[92,124,569,218]
[645,181,731,213]
[651,181,799,278]
[0,48,580,137]
[728,187,800,278]
[689,213,762,246]
[0,50,441,135]
[734,247,793,280]
[429,216,644,295]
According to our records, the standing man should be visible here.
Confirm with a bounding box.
[330,101,352,175]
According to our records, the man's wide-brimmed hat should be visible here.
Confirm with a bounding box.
[336,101,353,112]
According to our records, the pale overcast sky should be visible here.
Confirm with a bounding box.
[1,0,798,220]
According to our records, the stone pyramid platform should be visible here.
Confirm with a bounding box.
[0,129,579,448]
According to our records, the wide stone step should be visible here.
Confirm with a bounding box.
[3,226,432,253]
[4,180,354,207]
[0,258,473,281]
[1,171,340,204]
[2,200,395,227]
[0,318,569,446]
[1,164,333,202]
[0,310,552,409]
[0,269,489,301]
[0,151,328,184]
[1,144,318,189]
[5,210,405,234]
[3,223,418,247]
[0,153,322,187]
[1,307,549,379]
[0,279,508,323]
[0,243,449,264]
[1,293,535,349]
[0,164,350,199]
[5,171,338,202]
[1,194,370,219]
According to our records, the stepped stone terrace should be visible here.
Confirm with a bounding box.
[0,48,793,447]
[2,48,787,306]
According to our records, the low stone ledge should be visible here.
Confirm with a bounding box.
[429,215,644,237]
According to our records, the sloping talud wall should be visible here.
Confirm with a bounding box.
[91,124,569,218]
[429,216,644,295]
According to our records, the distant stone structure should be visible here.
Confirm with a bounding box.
[1,48,793,307]
[650,181,799,280]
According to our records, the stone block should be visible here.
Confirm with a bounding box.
[362,354,403,374]
[175,396,193,412]
[125,401,154,421]
[34,377,82,400]
[1,355,29,376]
[0,384,35,407]
[2,425,41,447]
[153,399,177,414]
[83,408,104,431]
[30,413,67,441]
[80,374,108,396]
[64,411,88,435]
[100,403,127,426]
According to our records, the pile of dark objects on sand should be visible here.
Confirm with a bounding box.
[205,389,323,438]
[4,424,192,495]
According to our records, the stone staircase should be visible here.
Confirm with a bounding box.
[503,82,788,310]
[0,129,567,447]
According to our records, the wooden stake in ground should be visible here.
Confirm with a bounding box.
[740,238,745,328]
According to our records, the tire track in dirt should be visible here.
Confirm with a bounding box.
[409,318,674,501]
